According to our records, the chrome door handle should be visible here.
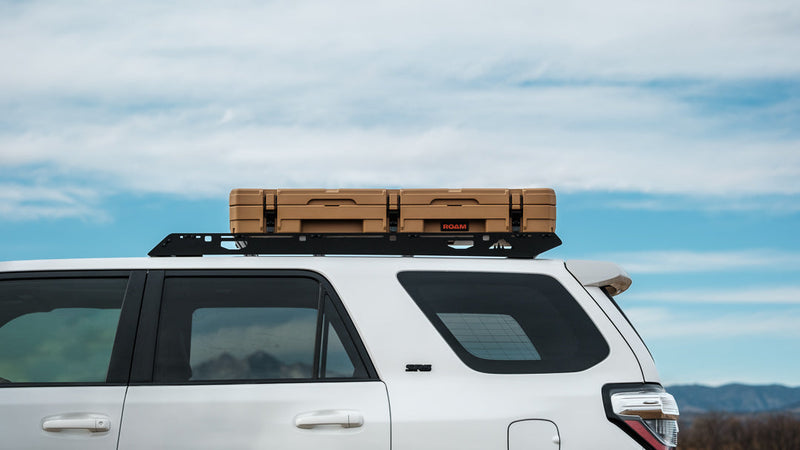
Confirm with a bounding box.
[42,414,111,432]
[294,410,364,429]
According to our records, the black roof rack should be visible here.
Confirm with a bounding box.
[148,232,561,258]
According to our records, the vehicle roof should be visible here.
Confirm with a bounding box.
[0,255,568,274]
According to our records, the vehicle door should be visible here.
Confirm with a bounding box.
[0,270,143,450]
[118,270,390,450]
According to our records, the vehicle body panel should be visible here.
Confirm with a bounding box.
[0,386,125,450]
[118,382,390,450]
[0,256,655,449]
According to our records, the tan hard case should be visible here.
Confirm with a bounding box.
[275,189,388,233]
[398,188,512,233]
[521,188,556,233]
[229,188,555,234]
[229,189,272,234]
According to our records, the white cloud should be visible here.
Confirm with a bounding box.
[2,0,799,89]
[0,0,799,206]
[0,183,109,222]
[605,197,800,213]
[218,109,235,125]
[2,113,798,199]
[625,307,800,338]
[625,286,800,304]
[604,250,800,274]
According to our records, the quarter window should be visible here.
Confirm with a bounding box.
[437,313,542,361]
[398,271,609,374]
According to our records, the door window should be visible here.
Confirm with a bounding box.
[0,277,127,384]
[320,295,358,378]
[189,306,317,380]
[153,275,370,382]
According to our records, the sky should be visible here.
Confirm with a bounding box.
[1,0,799,386]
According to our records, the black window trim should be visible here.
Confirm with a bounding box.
[319,293,371,380]
[131,269,379,386]
[0,270,145,388]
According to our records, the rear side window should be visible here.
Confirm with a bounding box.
[0,277,127,384]
[397,271,609,374]
[189,305,318,380]
[153,275,371,383]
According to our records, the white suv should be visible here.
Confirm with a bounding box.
[0,190,679,450]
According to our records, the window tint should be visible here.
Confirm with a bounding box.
[322,325,354,377]
[320,296,360,378]
[437,313,541,360]
[189,307,317,380]
[397,271,609,374]
[0,278,127,384]
[154,275,368,383]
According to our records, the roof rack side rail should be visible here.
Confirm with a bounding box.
[148,232,562,258]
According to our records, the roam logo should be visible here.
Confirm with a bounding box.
[441,221,469,231]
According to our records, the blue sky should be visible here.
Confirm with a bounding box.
[1,0,799,386]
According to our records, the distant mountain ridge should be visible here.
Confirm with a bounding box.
[667,384,800,414]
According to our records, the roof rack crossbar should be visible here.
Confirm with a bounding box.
[148,232,561,258]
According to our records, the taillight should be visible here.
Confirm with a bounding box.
[603,383,680,450]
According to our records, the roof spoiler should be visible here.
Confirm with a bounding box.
[566,260,632,296]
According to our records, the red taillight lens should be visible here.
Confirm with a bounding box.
[603,384,680,450]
